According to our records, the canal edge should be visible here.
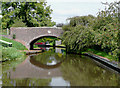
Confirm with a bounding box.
[83,53,120,73]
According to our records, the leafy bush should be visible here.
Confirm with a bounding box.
[12,34,16,39]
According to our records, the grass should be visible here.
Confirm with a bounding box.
[57,44,65,47]
[1,46,25,61]
[1,37,27,50]
[33,44,39,49]
[0,36,27,62]
[49,42,53,46]
[82,48,115,61]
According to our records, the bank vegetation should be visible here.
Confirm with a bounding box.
[62,1,120,61]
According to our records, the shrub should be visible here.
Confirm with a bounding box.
[12,34,16,39]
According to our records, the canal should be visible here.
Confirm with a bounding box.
[2,47,120,86]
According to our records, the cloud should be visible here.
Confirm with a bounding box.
[50,2,104,17]
[47,0,119,24]
[54,8,82,16]
[47,0,118,3]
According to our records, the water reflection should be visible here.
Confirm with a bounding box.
[30,48,66,69]
[47,57,57,65]
[2,47,120,86]
[49,77,70,86]
[60,55,119,86]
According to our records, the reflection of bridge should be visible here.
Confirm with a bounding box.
[10,27,63,50]
[30,56,64,69]
[9,56,62,79]
[8,56,70,86]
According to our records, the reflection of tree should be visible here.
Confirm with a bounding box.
[2,59,52,86]
[60,55,119,86]
[2,55,26,72]
[2,72,51,86]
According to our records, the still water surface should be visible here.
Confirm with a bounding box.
[2,47,120,86]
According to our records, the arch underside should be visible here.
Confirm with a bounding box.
[29,35,61,50]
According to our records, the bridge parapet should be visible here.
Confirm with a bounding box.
[10,27,63,49]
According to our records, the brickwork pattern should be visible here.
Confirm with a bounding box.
[10,27,63,49]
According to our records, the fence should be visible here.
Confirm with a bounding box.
[0,40,12,47]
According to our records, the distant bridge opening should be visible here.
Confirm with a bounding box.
[30,36,61,50]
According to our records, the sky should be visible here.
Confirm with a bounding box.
[0,0,119,23]
[46,0,119,24]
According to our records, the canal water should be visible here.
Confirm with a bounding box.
[2,47,120,86]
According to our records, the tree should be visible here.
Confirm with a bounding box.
[62,15,95,53]
[67,15,96,27]
[62,1,120,60]
[117,2,120,60]
[12,18,27,27]
[62,25,94,53]
[94,1,120,60]
[2,1,56,29]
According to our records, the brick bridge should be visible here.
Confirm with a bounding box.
[10,27,63,50]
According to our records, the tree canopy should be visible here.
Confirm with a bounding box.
[62,15,96,53]
[62,1,120,60]
[2,1,56,29]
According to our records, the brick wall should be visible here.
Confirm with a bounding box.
[10,27,63,49]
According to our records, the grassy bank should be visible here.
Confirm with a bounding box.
[1,37,27,50]
[82,48,117,61]
[0,46,25,61]
[0,37,27,62]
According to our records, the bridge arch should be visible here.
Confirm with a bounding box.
[10,27,63,50]
[28,34,61,50]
